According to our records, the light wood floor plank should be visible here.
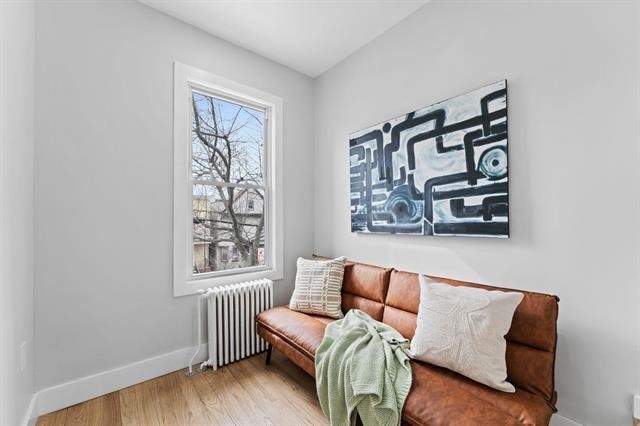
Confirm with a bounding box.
[230,354,326,425]
[36,408,67,426]
[156,371,192,425]
[252,354,327,423]
[202,364,274,425]
[36,351,325,426]
[175,368,222,425]
[87,392,122,426]
[64,400,89,426]
[118,383,145,426]
[82,398,99,426]
[188,366,236,425]
[140,378,162,426]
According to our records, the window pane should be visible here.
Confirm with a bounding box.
[192,91,264,186]
[192,184,265,274]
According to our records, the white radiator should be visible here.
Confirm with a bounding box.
[202,278,273,370]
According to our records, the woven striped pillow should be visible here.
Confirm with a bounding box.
[289,257,346,318]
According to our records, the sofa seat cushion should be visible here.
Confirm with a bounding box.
[256,306,334,359]
[403,361,553,426]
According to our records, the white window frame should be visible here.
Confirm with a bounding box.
[173,62,283,297]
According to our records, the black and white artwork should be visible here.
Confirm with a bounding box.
[350,80,509,238]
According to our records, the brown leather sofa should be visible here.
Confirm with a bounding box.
[256,258,559,425]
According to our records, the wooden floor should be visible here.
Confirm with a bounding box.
[37,351,327,425]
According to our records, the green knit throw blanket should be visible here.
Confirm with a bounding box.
[315,309,412,426]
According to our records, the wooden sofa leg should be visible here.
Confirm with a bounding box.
[265,344,272,366]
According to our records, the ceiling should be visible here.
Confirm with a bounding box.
[138,0,428,77]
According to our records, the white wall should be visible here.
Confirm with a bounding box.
[0,0,36,424]
[34,0,314,390]
[313,1,639,425]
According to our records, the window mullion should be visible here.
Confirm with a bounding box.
[192,179,265,191]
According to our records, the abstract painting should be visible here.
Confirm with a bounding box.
[350,80,509,238]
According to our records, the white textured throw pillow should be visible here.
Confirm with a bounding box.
[410,275,523,392]
[289,257,346,319]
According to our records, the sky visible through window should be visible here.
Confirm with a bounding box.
[191,92,264,185]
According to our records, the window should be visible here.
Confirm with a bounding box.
[191,91,266,274]
[173,63,283,296]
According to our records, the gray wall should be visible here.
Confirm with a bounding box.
[0,1,36,424]
[313,1,639,424]
[34,0,314,390]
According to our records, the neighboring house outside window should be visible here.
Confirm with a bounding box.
[173,63,283,296]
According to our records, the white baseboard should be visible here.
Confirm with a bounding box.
[550,414,583,426]
[34,343,207,417]
[21,393,38,426]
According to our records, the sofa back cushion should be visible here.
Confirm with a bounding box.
[384,269,559,405]
[382,269,420,338]
[311,256,558,405]
[341,261,391,321]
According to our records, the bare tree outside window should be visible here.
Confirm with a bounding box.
[191,91,266,274]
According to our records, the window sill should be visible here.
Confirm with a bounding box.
[173,267,282,297]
